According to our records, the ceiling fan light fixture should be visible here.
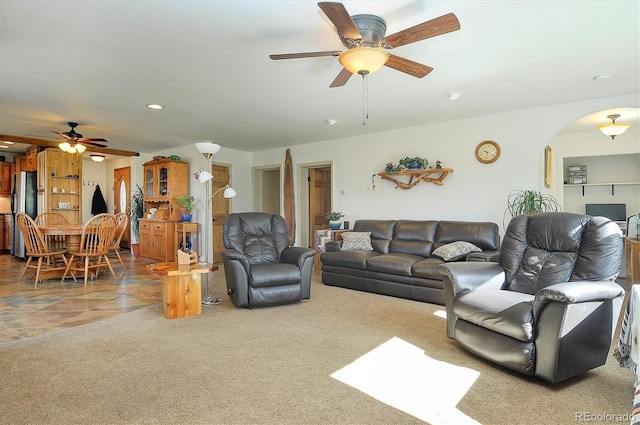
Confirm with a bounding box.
[76,143,87,153]
[339,47,389,75]
[597,114,631,139]
[59,141,71,152]
[90,154,105,163]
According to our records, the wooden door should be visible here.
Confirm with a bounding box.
[114,166,131,248]
[211,164,231,263]
[309,167,331,248]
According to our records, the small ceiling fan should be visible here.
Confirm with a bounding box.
[51,122,108,148]
[269,2,460,87]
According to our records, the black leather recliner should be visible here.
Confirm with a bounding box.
[221,212,316,308]
[439,212,625,383]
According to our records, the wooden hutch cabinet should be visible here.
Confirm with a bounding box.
[138,157,190,262]
[37,149,82,224]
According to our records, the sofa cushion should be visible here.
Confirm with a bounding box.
[453,289,535,342]
[389,220,438,256]
[250,263,301,288]
[353,220,397,253]
[321,250,381,270]
[435,221,500,251]
[340,232,373,251]
[412,257,445,280]
[432,241,482,262]
[366,253,425,276]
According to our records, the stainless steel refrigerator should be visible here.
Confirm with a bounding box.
[10,171,37,259]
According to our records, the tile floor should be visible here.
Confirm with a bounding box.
[0,250,162,343]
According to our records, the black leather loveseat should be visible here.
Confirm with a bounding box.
[320,219,500,305]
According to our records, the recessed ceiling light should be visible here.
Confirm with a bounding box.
[593,73,612,82]
[147,104,164,110]
[446,92,461,100]
[4,141,14,144]
[326,119,337,126]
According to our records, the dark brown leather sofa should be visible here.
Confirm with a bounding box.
[320,219,500,305]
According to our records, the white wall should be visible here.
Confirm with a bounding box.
[253,93,639,240]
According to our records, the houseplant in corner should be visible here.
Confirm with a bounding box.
[130,184,144,258]
[175,195,196,222]
[325,211,345,230]
[504,189,560,227]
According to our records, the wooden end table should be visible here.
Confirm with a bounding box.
[146,262,219,319]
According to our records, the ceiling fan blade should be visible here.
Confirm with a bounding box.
[79,137,108,143]
[270,51,341,60]
[385,55,433,78]
[318,2,362,41]
[51,130,71,140]
[385,13,460,48]
[84,141,108,148]
[329,67,352,88]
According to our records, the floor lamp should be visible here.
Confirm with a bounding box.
[194,141,237,305]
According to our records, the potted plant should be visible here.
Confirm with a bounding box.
[399,156,429,170]
[175,195,196,222]
[325,211,345,230]
[504,189,561,227]
[130,184,144,257]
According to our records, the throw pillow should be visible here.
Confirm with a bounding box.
[432,241,482,262]
[340,232,373,251]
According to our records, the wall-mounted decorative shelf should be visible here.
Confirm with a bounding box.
[377,168,453,190]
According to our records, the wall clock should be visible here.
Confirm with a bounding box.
[475,141,501,164]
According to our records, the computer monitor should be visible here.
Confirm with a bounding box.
[585,203,627,222]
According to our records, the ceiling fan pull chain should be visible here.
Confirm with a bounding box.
[361,73,368,126]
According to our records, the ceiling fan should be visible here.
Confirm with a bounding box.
[269,2,460,87]
[51,122,108,149]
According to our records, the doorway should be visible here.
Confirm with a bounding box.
[253,166,282,215]
[298,162,333,249]
[113,166,131,249]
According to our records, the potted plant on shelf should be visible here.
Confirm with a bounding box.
[398,156,429,170]
[130,184,144,258]
[504,189,561,227]
[175,195,196,222]
[325,211,345,230]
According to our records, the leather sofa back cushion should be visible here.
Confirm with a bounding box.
[389,220,438,256]
[501,212,622,295]
[435,221,500,251]
[353,220,397,253]
[223,212,290,264]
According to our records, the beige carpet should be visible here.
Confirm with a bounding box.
[0,272,633,425]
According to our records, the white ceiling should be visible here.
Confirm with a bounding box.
[1,0,638,156]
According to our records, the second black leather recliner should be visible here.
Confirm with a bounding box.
[439,212,625,383]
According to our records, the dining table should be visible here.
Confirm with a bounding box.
[38,223,84,253]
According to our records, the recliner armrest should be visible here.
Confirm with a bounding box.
[221,249,251,273]
[533,281,625,320]
[438,262,507,296]
[281,247,316,269]
[324,241,342,252]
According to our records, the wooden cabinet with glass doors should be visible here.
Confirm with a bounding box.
[37,149,82,224]
[138,157,189,262]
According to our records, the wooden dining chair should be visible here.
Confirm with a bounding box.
[35,212,69,252]
[16,213,75,287]
[62,213,117,286]
[107,212,129,273]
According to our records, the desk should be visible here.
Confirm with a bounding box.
[38,224,84,252]
[146,262,218,319]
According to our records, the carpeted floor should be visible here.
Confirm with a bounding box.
[0,272,634,425]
